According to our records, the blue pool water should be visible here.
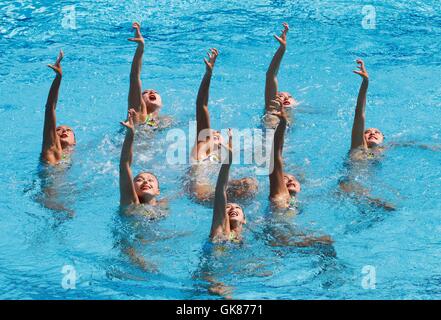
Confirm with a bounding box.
[0,0,440,299]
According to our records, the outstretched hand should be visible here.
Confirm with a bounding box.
[128,22,144,46]
[274,22,289,47]
[47,50,64,76]
[353,59,369,80]
[120,108,136,132]
[204,48,218,72]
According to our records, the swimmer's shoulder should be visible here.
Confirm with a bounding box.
[270,194,292,209]
[157,198,169,209]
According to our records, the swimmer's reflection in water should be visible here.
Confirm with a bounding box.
[33,163,76,219]
[112,206,191,276]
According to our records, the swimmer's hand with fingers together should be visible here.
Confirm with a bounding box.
[274,22,289,48]
[204,48,218,73]
[120,108,136,133]
[47,50,64,77]
[353,59,369,80]
[128,22,145,47]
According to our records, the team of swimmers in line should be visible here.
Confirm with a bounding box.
[40,22,390,244]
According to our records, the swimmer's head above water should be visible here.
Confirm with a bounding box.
[352,60,384,150]
[226,202,246,227]
[277,91,297,108]
[364,128,384,148]
[284,173,301,195]
[195,129,225,161]
[56,125,76,148]
[134,172,160,201]
[142,89,162,113]
[211,130,224,147]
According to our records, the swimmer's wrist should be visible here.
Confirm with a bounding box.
[126,127,135,136]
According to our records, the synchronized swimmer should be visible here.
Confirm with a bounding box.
[39,21,419,246]
[41,50,76,165]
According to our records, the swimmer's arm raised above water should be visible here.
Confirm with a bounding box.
[41,50,64,164]
[210,129,233,240]
[119,109,140,206]
[265,23,289,111]
[128,22,147,123]
[269,99,290,201]
[351,59,369,151]
[196,48,218,140]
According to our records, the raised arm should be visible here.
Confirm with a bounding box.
[119,109,140,206]
[265,23,289,111]
[210,129,233,240]
[351,59,369,150]
[127,22,147,123]
[269,99,290,200]
[196,48,218,139]
[41,50,64,164]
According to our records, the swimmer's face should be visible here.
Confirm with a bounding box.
[277,92,297,108]
[364,128,384,147]
[56,125,75,147]
[211,130,224,146]
[142,89,162,112]
[226,203,245,224]
[134,172,160,198]
[284,174,301,195]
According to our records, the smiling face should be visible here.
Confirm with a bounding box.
[133,172,160,199]
[142,89,162,113]
[364,128,384,147]
[56,125,75,147]
[284,173,301,195]
[226,203,245,225]
[277,91,297,108]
